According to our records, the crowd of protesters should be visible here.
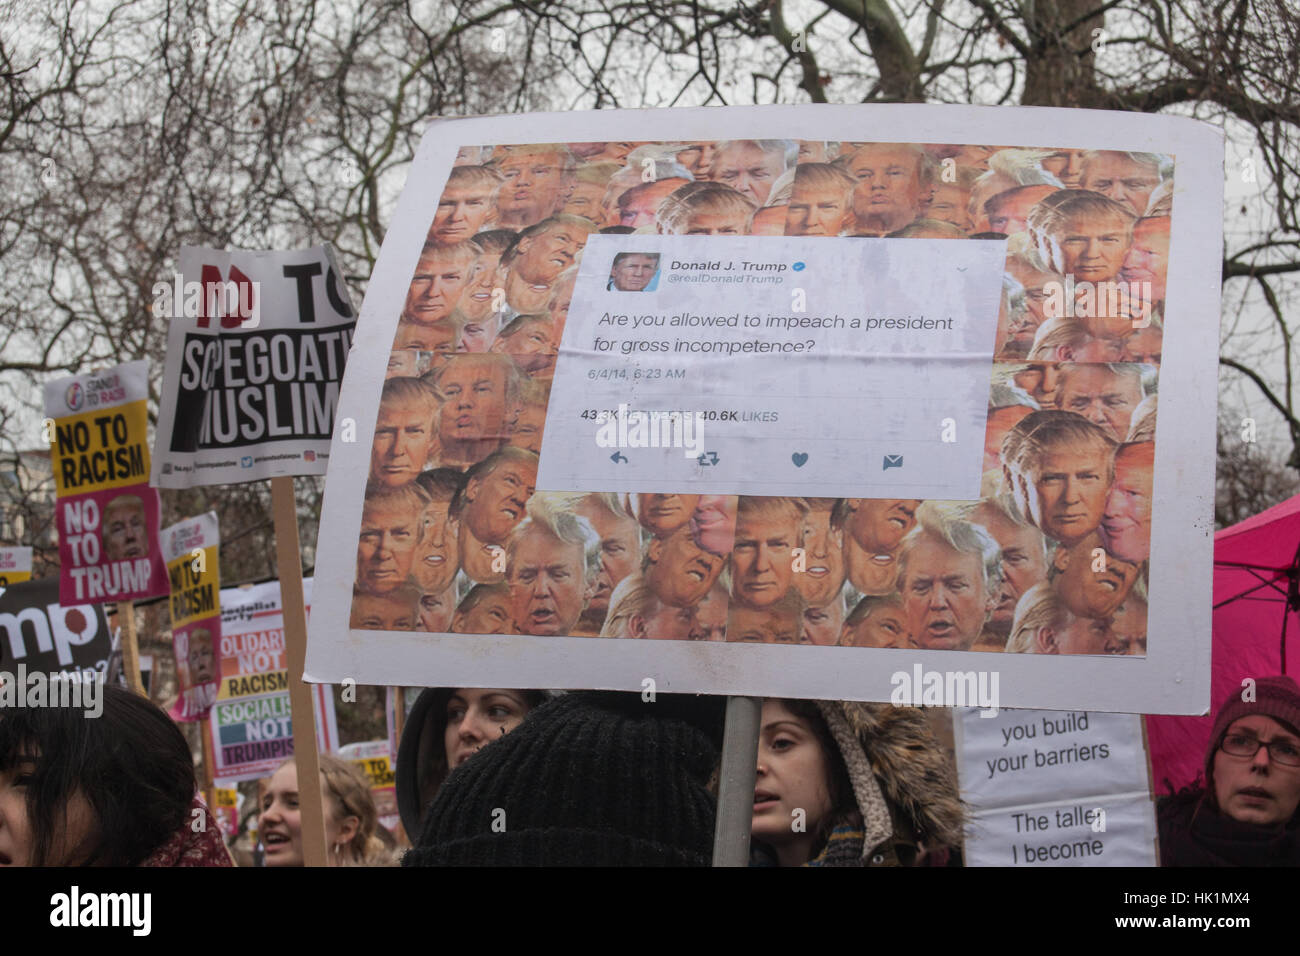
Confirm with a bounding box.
[2,675,1297,866]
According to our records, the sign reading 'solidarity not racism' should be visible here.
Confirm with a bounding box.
[152,245,357,488]
[209,578,339,781]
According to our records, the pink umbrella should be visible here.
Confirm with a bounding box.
[1145,492,1300,794]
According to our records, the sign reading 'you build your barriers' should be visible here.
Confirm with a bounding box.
[151,245,358,488]
[44,360,169,605]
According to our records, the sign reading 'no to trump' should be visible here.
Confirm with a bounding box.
[44,360,169,605]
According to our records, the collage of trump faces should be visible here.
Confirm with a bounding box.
[354,138,1168,657]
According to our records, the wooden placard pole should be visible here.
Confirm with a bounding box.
[199,715,217,810]
[1140,713,1161,864]
[270,475,329,868]
[116,600,145,696]
[711,695,762,867]
[391,687,408,753]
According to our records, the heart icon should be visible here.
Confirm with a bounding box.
[792,452,809,467]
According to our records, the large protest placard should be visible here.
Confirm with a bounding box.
[0,577,112,679]
[955,707,1157,865]
[44,360,169,605]
[163,512,221,721]
[151,245,357,488]
[209,578,338,781]
[307,105,1221,714]
[0,547,32,586]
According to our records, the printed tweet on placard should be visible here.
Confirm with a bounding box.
[538,234,1007,498]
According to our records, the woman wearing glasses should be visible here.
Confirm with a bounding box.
[1158,675,1300,866]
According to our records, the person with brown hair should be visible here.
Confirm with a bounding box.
[750,698,964,866]
[260,755,393,866]
[0,685,232,867]
[394,687,549,840]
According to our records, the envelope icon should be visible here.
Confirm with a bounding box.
[882,454,904,471]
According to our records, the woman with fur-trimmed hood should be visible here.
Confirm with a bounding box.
[749,699,965,866]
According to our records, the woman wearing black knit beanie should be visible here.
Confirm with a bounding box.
[402,691,724,866]
[395,687,547,839]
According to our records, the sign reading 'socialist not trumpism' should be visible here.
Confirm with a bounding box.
[151,245,357,488]
[0,547,32,586]
[209,578,338,781]
[44,360,170,605]
[163,511,221,722]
